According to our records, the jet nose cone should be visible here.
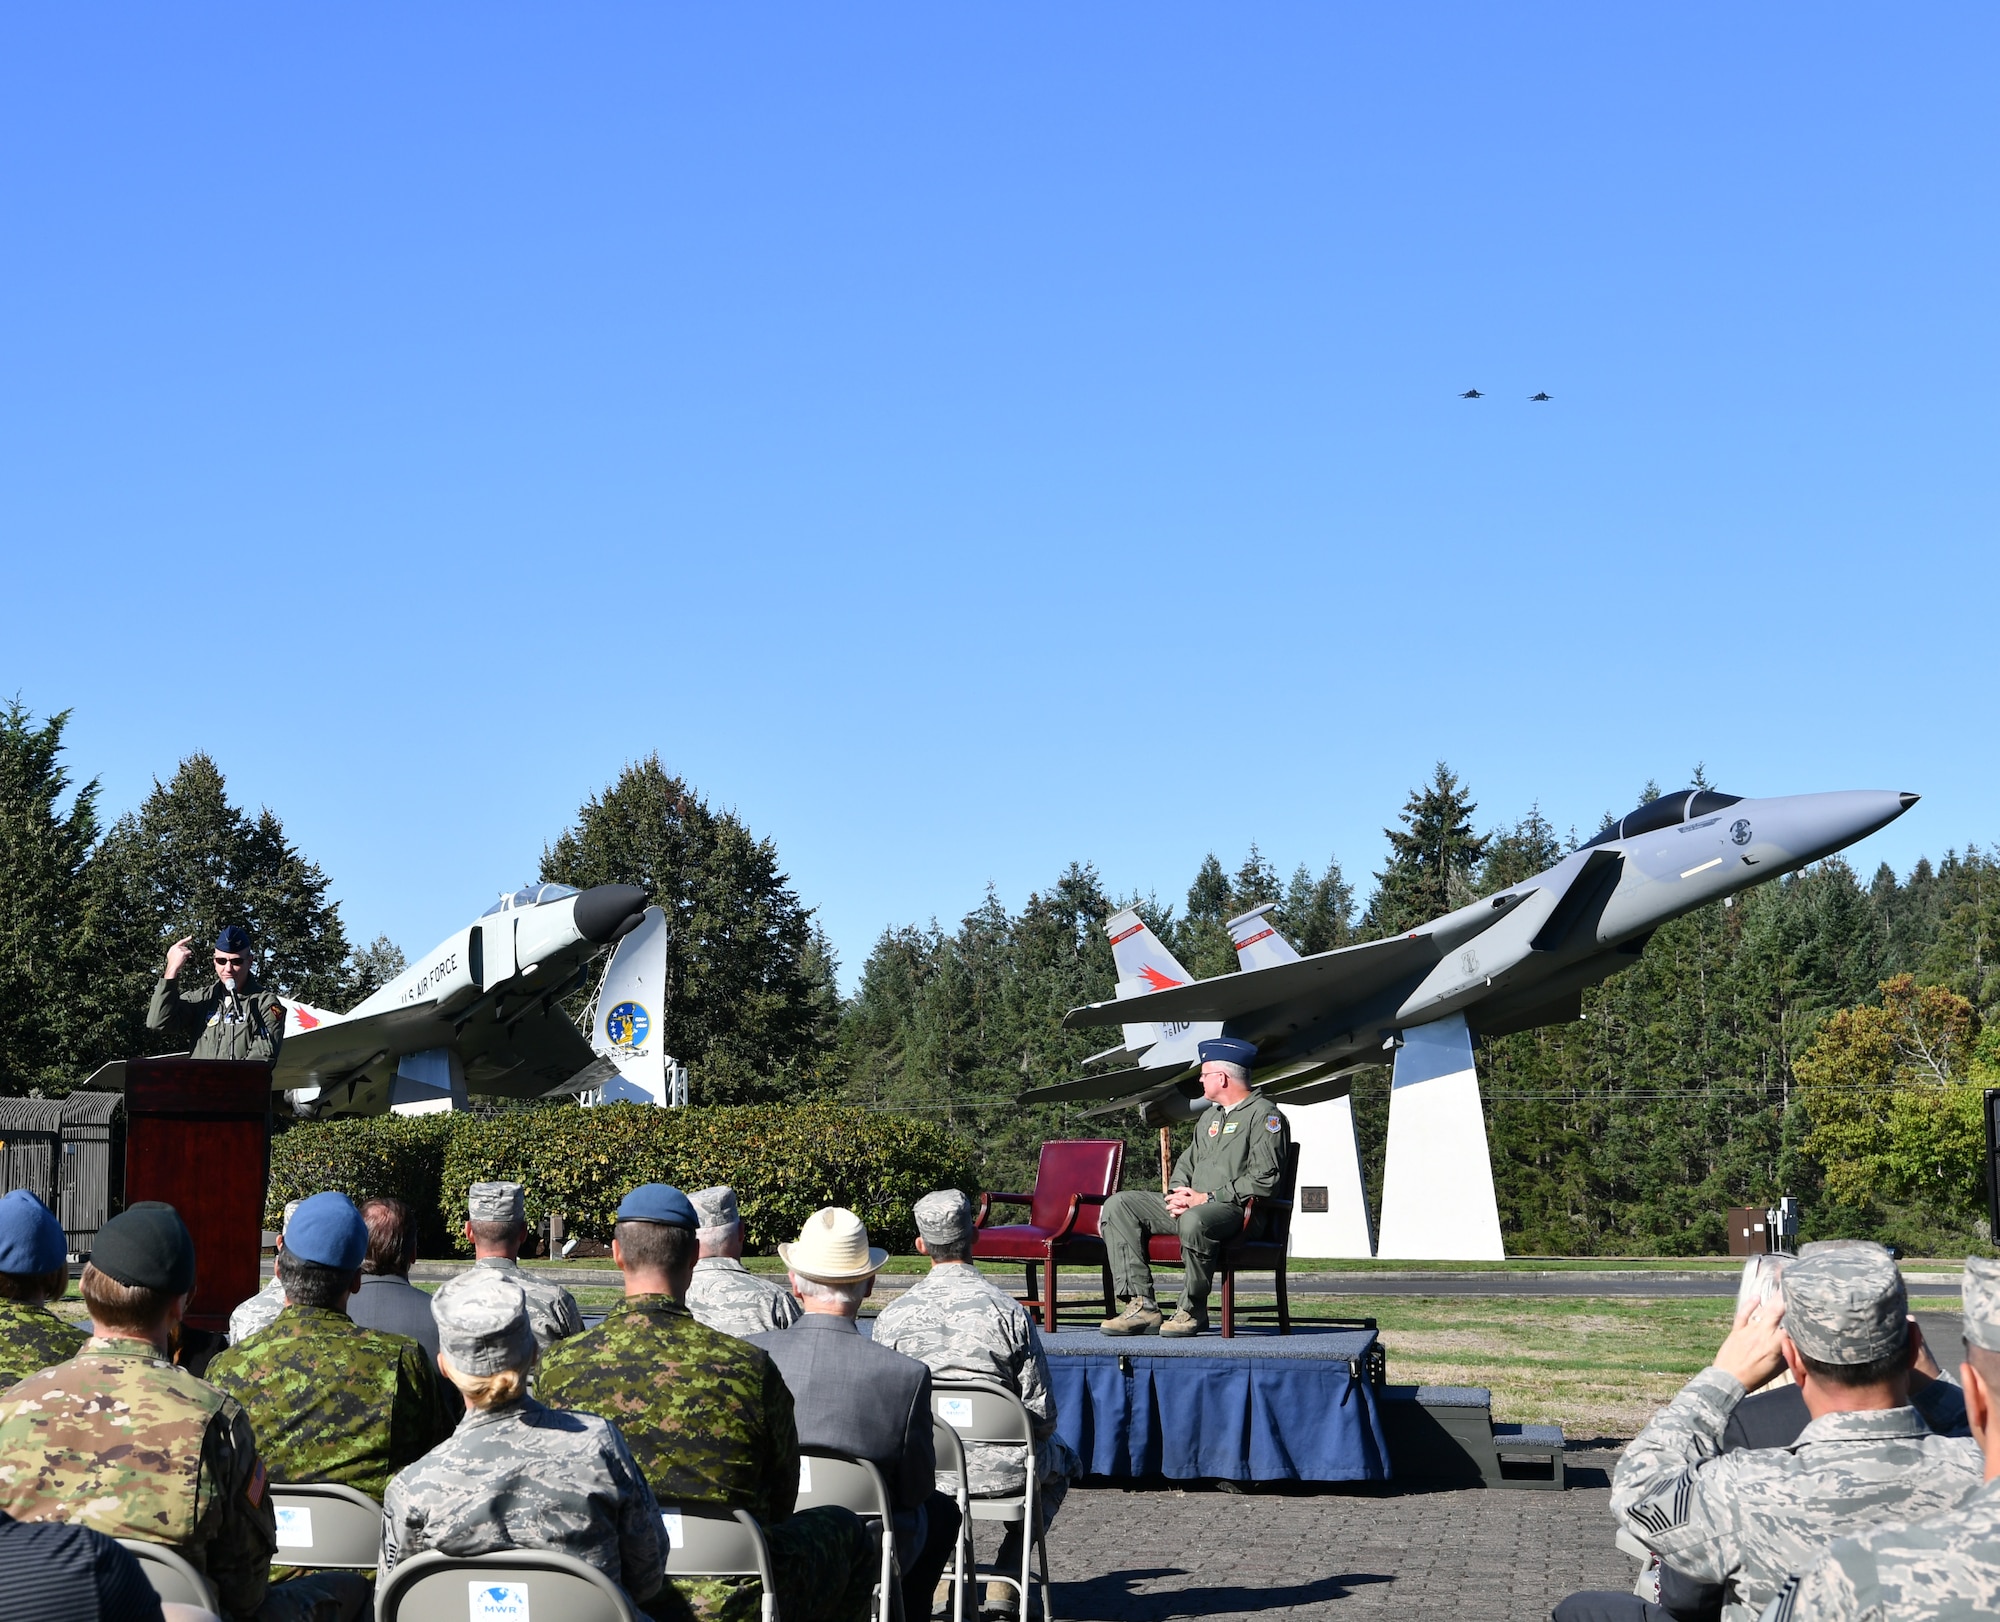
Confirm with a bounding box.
[573,884,649,944]
[1899,791,1921,810]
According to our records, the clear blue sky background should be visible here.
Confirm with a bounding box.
[5,7,1992,989]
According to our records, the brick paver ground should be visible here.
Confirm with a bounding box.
[1023,1450,1632,1621]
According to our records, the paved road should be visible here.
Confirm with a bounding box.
[1285,1271,1962,1299]
[1041,1453,1631,1622]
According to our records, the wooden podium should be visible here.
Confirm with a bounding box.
[124,1058,272,1335]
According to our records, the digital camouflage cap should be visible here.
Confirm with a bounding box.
[913,1190,974,1250]
[1963,1255,2000,1353]
[1781,1239,1908,1365]
[690,1185,739,1233]
[435,1269,535,1375]
[468,1181,525,1225]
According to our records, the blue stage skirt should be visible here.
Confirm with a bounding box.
[1044,1329,1391,1482]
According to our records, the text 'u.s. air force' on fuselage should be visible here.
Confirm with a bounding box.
[1031,787,1918,1120]
[273,881,650,1119]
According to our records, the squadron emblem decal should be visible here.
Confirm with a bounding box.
[1731,819,1753,846]
[605,1001,651,1049]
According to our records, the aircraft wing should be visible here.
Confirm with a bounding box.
[1062,930,1438,1033]
[1019,1062,1196,1106]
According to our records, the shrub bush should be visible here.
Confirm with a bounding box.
[270,1104,978,1258]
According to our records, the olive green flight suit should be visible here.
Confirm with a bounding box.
[1101,1089,1291,1310]
[147,974,286,1063]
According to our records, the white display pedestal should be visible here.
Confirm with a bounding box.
[1283,1091,1375,1259]
[1375,1013,1504,1260]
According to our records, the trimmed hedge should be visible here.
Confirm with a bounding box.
[269,1104,978,1257]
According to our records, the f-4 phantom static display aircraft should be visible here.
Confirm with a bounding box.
[1025,786,1918,1259]
[269,882,652,1118]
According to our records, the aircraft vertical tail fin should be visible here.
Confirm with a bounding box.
[1104,907,1202,1056]
[1226,903,1301,971]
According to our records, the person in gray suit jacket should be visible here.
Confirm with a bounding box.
[348,1197,443,1358]
[752,1208,963,1622]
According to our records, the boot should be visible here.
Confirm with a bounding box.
[1159,1303,1209,1337]
[1099,1298,1162,1336]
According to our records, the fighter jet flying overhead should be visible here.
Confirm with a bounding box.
[1029,787,1918,1122]
[1459,388,1484,398]
[1529,391,1552,401]
[269,881,651,1118]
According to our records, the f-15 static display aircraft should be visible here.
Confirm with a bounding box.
[269,881,654,1118]
[1024,786,1918,1258]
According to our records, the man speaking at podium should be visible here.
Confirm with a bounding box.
[147,925,286,1064]
[1100,1037,1290,1338]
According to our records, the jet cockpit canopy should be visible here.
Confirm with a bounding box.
[1584,789,1744,848]
[481,882,579,916]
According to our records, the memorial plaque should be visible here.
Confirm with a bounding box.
[1301,1185,1329,1213]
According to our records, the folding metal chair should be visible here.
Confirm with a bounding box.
[375,1548,643,1622]
[117,1539,218,1612]
[267,1482,381,1569]
[932,1417,972,1622]
[660,1503,779,1622]
[794,1446,899,1622]
[933,1381,1053,1622]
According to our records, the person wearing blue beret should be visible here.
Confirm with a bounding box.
[0,1189,85,1389]
[206,1191,456,1505]
[1100,1036,1292,1337]
[147,923,288,1064]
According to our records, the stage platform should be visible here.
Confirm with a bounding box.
[1042,1325,1391,1484]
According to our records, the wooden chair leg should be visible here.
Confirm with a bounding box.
[1043,1254,1058,1331]
[1220,1265,1235,1338]
[1276,1258,1290,1334]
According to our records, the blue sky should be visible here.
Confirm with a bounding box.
[5,7,1993,988]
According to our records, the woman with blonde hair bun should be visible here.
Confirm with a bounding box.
[378,1269,664,1604]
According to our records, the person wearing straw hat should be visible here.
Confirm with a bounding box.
[1770,1255,2000,1621]
[752,1208,963,1622]
[381,1269,664,1604]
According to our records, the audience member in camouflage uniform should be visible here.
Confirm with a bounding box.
[432,1181,582,1354]
[380,1270,664,1606]
[208,1193,453,1502]
[874,1188,1080,1608]
[227,1200,302,1346]
[0,1203,367,1622]
[683,1185,801,1339]
[1768,1256,2000,1621]
[1556,1241,1981,1622]
[0,1189,85,1390]
[539,1183,874,1622]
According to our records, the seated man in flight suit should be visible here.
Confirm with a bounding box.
[1099,1036,1289,1337]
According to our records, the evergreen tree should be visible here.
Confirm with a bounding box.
[540,756,829,1103]
[0,704,106,1092]
[1363,762,1489,935]
[1479,804,1563,894]
[1277,856,1355,955]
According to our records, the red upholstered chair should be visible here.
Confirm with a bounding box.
[972,1139,1125,1330]
[1144,1143,1301,1336]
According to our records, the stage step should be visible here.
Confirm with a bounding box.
[1380,1385,1565,1490]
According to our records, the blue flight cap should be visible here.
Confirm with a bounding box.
[0,1189,67,1275]
[1198,1037,1259,1069]
[616,1183,698,1230]
[215,925,251,955]
[284,1192,368,1271]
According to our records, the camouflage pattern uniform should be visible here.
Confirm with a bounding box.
[539,1292,875,1622]
[146,973,285,1063]
[0,1334,365,1621]
[0,1296,86,1390]
[684,1258,801,1339]
[872,1209,1079,1511]
[1766,1256,2000,1622]
[1611,1243,1982,1622]
[228,1275,289,1345]
[207,1304,456,1501]
[380,1395,664,1602]
[437,1256,583,1353]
